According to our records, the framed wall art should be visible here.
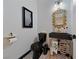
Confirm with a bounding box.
[22,7,33,28]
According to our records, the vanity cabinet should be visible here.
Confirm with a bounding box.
[47,32,75,59]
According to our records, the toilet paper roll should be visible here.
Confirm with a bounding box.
[9,38,17,44]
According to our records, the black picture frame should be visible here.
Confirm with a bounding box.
[22,7,33,28]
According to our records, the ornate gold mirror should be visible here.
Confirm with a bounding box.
[52,9,67,32]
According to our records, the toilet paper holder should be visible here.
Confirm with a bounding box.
[3,32,17,44]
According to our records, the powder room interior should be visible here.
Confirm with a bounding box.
[3,0,76,59]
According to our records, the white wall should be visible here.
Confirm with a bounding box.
[37,0,54,33]
[3,0,37,59]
